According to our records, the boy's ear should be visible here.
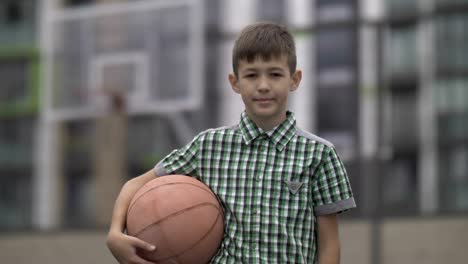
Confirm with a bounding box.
[228,73,240,94]
[290,70,302,92]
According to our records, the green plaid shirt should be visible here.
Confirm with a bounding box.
[154,111,355,263]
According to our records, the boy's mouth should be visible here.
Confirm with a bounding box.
[253,98,274,102]
[253,98,275,107]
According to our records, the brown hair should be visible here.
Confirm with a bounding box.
[232,22,297,76]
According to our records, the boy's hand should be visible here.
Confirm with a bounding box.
[106,231,156,264]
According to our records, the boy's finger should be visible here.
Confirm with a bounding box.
[131,237,156,251]
[130,255,157,264]
[141,259,157,264]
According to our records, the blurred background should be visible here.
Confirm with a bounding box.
[0,0,467,263]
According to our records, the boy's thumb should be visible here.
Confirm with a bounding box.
[145,243,156,251]
[135,238,156,251]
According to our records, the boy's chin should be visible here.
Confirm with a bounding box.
[249,109,282,119]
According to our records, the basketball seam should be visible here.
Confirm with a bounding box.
[127,181,218,219]
[134,202,219,236]
[140,206,223,262]
[173,211,223,263]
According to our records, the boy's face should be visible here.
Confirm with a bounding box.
[229,55,302,129]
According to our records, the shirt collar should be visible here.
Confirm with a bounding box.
[238,111,296,152]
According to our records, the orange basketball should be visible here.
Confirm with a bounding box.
[126,175,224,264]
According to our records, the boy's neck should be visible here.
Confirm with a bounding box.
[245,111,287,131]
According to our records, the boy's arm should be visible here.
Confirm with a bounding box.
[106,169,158,264]
[317,213,340,264]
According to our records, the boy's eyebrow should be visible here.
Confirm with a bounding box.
[242,66,286,72]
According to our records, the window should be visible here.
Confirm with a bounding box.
[0,0,36,45]
[65,0,95,7]
[390,93,419,150]
[436,0,468,8]
[436,14,468,75]
[439,145,468,212]
[316,26,358,160]
[0,59,28,105]
[316,0,356,23]
[385,0,418,17]
[154,7,190,100]
[63,120,93,227]
[380,152,419,216]
[435,78,468,142]
[0,118,35,229]
[257,0,286,23]
[316,28,356,68]
[5,0,22,24]
[127,116,177,178]
[0,169,32,230]
[385,25,419,81]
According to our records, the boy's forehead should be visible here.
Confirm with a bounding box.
[237,55,289,70]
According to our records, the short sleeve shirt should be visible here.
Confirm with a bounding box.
[154,111,356,264]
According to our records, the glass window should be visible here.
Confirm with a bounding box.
[390,93,419,149]
[257,0,286,23]
[0,118,35,230]
[65,169,93,228]
[63,120,93,227]
[205,0,221,29]
[436,0,468,7]
[385,25,419,79]
[439,145,468,212]
[0,169,32,230]
[385,0,418,17]
[0,59,28,105]
[0,0,36,45]
[316,0,356,23]
[316,26,358,159]
[154,7,190,100]
[380,152,419,216]
[52,19,90,109]
[316,27,356,69]
[64,0,95,6]
[435,78,468,142]
[436,14,468,74]
[127,116,178,178]
[0,118,35,167]
[317,85,356,134]
[5,0,22,24]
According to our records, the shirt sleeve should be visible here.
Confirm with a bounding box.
[153,133,201,177]
[311,146,356,215]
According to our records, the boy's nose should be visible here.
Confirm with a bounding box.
[257,77,270,92]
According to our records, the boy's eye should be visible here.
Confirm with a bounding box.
[271,72,283,77]
[245,73,257,78]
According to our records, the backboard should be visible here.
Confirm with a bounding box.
[42,0,204,121]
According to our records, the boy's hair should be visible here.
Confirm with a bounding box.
[232,22,297,76]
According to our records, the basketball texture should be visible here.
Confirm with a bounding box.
[126,175,224,264]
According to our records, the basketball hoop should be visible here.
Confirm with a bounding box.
[43,0,204,122]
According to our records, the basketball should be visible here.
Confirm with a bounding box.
[126,175,224,264]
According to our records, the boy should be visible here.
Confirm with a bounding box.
[107,22,355,264]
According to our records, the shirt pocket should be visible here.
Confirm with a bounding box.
[270,180,310,221]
